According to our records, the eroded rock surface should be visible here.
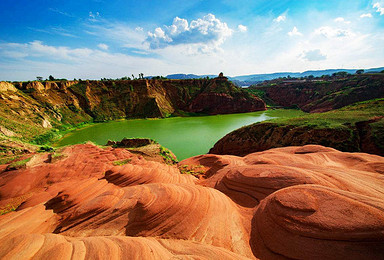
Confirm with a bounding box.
[1,144,384,259]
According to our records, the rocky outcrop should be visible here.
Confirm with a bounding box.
[107,138,155,148]
[209,122,361,156]
[210,120,384,157]
[106,138,178,164]
[1,144,384,259]
[0,82,17,92]
[188,77,266,114]
[189,93,266,114]
[210,99,384,157]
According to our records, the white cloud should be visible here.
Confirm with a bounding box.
[314,26,354,38]
[238,24,247,32]
[0,41,165,80]
[146,14,233,50]
[288,26,302,37]
[373,2,384,15]
[334,17,351,24]
[273,15,286,23]
[301,49,327,61]
[360,13,373,18]
[97,43,109,50]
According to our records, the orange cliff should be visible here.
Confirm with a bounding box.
[1,143,384,259]
[0,78,266,124]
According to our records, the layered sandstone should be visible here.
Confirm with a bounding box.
[1,144,384,259]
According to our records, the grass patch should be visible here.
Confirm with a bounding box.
[0,155,20,165]
[159,146,178,165]
[112,158,132,166]
[179,164,205,176]
[6,157,31,171]
[265,98,384,129]
[0,204,18,216]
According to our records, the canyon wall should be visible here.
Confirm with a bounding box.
[0,78,265,146]
[249,74,384,113]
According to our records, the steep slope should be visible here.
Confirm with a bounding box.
[248,73,384,112]
[210,99,384,156]
[0,78,265,147]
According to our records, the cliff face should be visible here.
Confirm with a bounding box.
[188,78,266,114]
[249,74,384,113]
[210,123,362,156]
[0,79,266,146]
[210,99,384,156]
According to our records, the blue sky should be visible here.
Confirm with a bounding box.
[0,0,383,80]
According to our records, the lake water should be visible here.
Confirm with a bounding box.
[55,110,304,160]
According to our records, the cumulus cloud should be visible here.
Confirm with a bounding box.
[288,27,302,37]
[146,14,233,50]
[274,15,286,23]
[97,43,109,50]
[334,17,351,24]
[301,49,327,61]
[360,13,373,18]
[373,2,384,15]
[314,26,354,38]
[238,24,247,32]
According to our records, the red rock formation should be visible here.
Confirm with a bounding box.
[1,144,384,259]
[188,78,266,114]
[188,92,266,114]
[250,74,384,113]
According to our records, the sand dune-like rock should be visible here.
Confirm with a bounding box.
[43,180,252,256]
[0,143,191,208]
[0,234,251,260]
[180,145,384,259]
[1,144,384,259]
[251,185,384,259]
[104,162,196,187]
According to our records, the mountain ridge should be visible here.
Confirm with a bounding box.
[164,66,384,86]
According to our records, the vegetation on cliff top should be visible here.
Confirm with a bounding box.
[210,98,384,156]
[246,73,384,112]
[269,98,384,128]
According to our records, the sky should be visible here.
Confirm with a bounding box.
[0,0,384,80]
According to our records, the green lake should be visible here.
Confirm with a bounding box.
[55,109,305,160]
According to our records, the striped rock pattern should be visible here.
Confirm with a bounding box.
[1,144,384,259]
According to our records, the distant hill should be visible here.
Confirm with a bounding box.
[166,67,384,86]
[166,74,217,80]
